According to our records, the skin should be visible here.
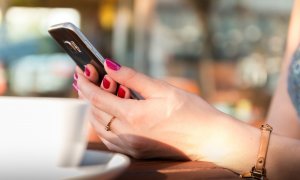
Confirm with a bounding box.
[74,1,300,179]
[266,0,300,139]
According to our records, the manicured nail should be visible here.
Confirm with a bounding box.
[84,66,91,77]
[74,72,78,80]
[117,86,126,98]
[105,58,121,71]
[72,81,78,91]
[102,77,110,89]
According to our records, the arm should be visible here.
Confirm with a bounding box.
[74,2,300,179]
[76,59,300,180]
[266,0,300,138]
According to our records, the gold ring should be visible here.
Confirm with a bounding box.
[105,116,115,131]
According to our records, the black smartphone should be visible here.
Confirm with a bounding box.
[48,22,143,100]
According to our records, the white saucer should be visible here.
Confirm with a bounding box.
[53,150,130,179]
[0,150,130,179]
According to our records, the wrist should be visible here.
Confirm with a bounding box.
[200,113,261,174]
[240,124,273,179]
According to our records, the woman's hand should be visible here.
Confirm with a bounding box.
[75,59,257,164]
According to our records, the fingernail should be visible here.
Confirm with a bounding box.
[117,86,126,98]
[72,81,78,91]
[105,58,121,71]
[102,77,110,89]
[84,66,91,77]
[74,72,78,80]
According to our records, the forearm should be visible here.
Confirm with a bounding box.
[266,0,300,138]
[266,134,300,180]
[266,46,300,138]
[266,69,300,139]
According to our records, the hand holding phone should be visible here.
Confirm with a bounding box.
[48,22,143,100]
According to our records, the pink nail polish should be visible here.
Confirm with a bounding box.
[72,81,78,91]
[74,72,78,80]
[84,66,91,77]
[103,77,110,89]
[105,58,121,71]
[117,86,126,98]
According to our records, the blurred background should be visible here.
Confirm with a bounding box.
[0,0,294,128]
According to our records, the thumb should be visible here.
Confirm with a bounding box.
[104,58,164,98]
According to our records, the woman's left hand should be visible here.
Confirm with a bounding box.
[75,59,254,162]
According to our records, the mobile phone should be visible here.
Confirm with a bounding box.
[48,22,143,100]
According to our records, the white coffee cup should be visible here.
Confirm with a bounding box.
[0,96,89,176]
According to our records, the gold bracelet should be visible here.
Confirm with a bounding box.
[240,124,273,180]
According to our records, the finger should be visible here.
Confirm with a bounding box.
[101,138,128,154]
[72,79,79,92]
[77,86,88,100]
[84,64,99,84]
[117,85,130,99]
[73,79,87,101]
[104,58,166,98]
[77,73,129,118]
[75,66,84,75]
[89,106,131,134]
[78,92,85,99]
[73,71,84,99]
[101,75,118,94]
[90,106,113,127]
[73,72,79,81]
[74,66,95,100]
[74,75,88,99]
[89,114,126,148]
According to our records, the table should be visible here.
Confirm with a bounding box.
[87,142,240,180]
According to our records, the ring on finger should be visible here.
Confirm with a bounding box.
[105,116,116,131]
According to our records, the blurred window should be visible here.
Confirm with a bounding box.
[5,7,80,42]
[1,7,81,97]
[0,9,2,24]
